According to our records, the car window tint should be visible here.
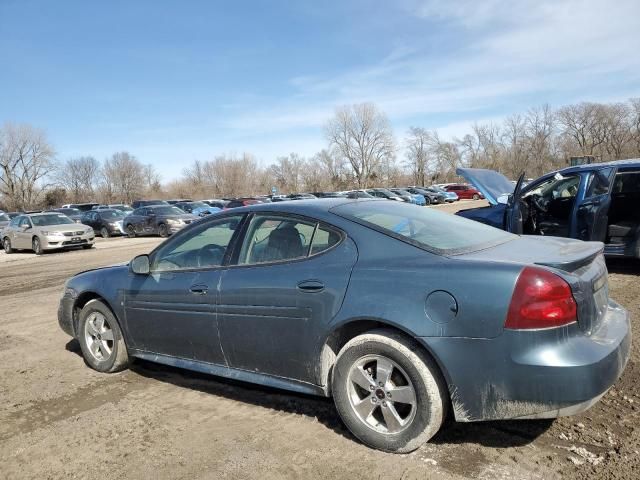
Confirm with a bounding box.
[239,215,315,265]
[332,201,515,254]
[152,215,243,271]
[309,226,341,255]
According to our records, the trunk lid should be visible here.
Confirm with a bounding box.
[453,235,608,334]
[457,167,516,206]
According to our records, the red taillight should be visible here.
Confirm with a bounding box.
[505,266,577,330]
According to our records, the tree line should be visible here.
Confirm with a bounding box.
[2,98,639,210]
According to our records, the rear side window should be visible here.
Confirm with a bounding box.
[332,201,515,255]
[238,215,340,265]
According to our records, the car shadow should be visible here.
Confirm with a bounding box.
[606,257,640,274]
[64,337,553,450]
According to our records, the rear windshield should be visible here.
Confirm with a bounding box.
[31,214,76,226]
[332,201,515,254]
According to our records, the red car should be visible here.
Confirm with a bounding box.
[445,184,484,200]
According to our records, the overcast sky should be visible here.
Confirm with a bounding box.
[1,0,639,178]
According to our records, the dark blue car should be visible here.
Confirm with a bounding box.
[58,199,630,452]
[456,159,640,258]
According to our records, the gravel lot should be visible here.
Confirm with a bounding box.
[0,201,637,479]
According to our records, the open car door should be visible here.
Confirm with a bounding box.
[505,172,526,234]
[575,167,615,242]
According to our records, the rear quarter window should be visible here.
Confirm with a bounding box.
[332,201,515,255]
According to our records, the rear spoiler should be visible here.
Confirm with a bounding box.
[535,243,604,272]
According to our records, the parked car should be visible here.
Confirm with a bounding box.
[81,209,127,238]
[286,193,318,200]
[202,199,229,209]
[390,188,427,206]
[427,185,458,203]
[311,192,346,198]
[131,200,169,209]
[61,202,100,212]
[225,198,264,209]
[50,207,83,223]
[365,188,405,201]
[346,190,375,199]
[445,184,484,200]
[174,201,222,217]
[456,159,640,258]
[58,199,630,453]
[123,205,198,238]
[107,204,134,215]
[3,212,94,254]
[404,186,444,205]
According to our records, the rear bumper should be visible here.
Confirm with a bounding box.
[422,299,631,422]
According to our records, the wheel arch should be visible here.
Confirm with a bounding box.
[318,318,453,403]
[72,292,126,342]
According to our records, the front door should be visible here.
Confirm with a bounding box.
[218,213,357,384]
[575,168,615,242]
[123,215,245,364]
[505,172,526,234]
[15,216,33,249]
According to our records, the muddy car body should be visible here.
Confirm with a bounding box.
[123,205,198,238]
[456,159,640,258]
[59,199,630,453]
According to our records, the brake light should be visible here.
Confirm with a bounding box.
[505,266,577,330]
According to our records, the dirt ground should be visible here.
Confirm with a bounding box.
[0,201,638,479]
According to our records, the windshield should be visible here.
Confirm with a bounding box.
[151,206,185,215]
[100,210,125,219]
[332,201,515,254]
[0,214,9,222]
[59,208,81,215]
[31,214,76,226]
[188,202,209,209]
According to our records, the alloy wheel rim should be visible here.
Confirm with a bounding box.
[33,239,40,252]
[84,312,114,362]
[347,354,417,434]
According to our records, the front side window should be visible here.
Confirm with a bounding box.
[238,215,340,265]
[152,215,244,271]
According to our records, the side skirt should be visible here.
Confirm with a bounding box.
[130,350,329,397]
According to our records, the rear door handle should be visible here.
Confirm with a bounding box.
[297,280,325,293]
[190,284,209,295]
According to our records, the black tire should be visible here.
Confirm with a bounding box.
[126,225,136,238]
[82,244,94,250]
[472,194,480,200]
[424,196,431,206]
[77,299,130,373]
[101,227,110,238]
[3,237,13,253]
[32,236,43,255]
[332,329,446,453]
[158,223,169,238]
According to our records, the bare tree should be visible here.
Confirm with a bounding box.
[54,156,100,202]
[270,153,305,193]
[325,103,395,188]
[404,127,432,186]
[100,152,144,204]
[0,122,55,210]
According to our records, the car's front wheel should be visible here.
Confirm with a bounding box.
[101,227,110,238]
[472,194,480,200]
[424,196,431,206]
[3,237,13,253]
[332,329,446,453]
[32,237,43,255]
[126,225,136,238]
[78,299,130,373]
[158,223,169,238]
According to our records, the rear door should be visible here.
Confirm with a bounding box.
[218,213,357,384]
[575,167,615,242]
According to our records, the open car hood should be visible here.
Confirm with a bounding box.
[456,168,516,205]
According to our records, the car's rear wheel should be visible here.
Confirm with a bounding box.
[32,237,43,255]
[127,225,136,238]
[424,196,431,206]
[3,237,13,253]
[78,299,130,373]
[158,223,169,238]
[332,329,446,453]
[101,227,110,238]
[472,194,480,200]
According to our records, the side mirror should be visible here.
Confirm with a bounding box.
[21,224,30,231]
[130,254,150,275]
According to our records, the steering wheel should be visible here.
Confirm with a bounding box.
[197,244,226,268]
[531,195,549,213]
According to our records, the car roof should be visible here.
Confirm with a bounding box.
[558,158,640,175]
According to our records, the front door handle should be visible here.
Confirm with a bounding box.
[190,284,209,295]
[297,280,325,293]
